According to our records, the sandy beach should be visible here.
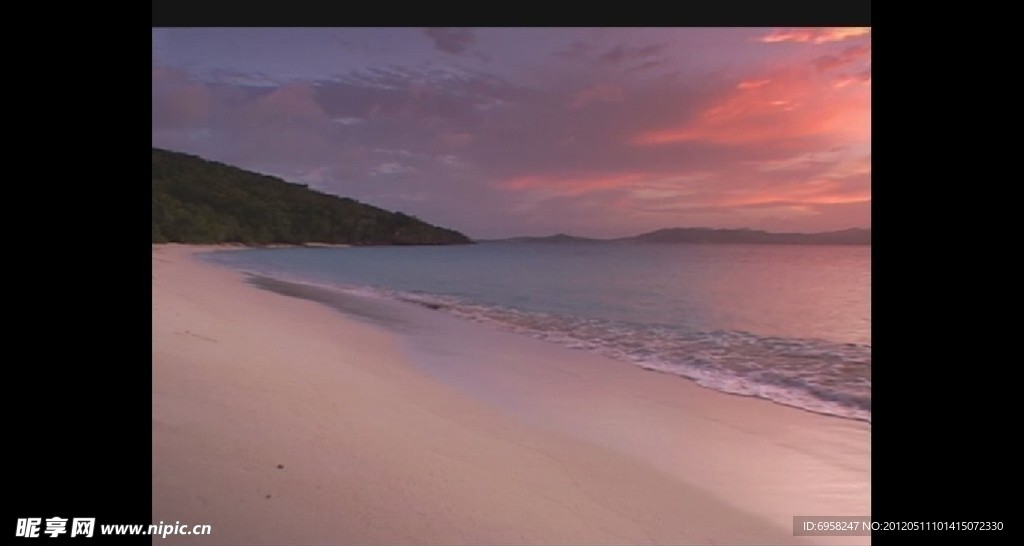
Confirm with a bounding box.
[153,244,870,545]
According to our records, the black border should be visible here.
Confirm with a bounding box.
[11,12,153,545]
[868,21,1014,544]
[152,1,870,27]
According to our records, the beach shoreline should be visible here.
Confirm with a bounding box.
[153,244,869,545]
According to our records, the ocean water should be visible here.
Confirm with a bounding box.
[204,242,871,421]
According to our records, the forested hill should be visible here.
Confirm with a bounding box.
[152,148,472,246]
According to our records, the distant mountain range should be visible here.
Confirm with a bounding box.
[481,227,870,246]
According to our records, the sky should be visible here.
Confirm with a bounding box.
[152,28,871,239]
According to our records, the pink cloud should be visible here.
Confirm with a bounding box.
[152,66,212,128]
[713,179,870,208]
[833,69,872,88]
[245,83,327,125]
[814,44,871,72]
[632,62,870,147]
[737,79,771,90]
[757,27,870,44]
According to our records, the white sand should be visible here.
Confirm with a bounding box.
[153,244,869,545]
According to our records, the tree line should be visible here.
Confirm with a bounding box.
[152,148,472,246]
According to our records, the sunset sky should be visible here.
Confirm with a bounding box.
[152,28,870,239]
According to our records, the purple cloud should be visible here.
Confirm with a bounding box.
[423,28,476,55]
[152,28,870,238]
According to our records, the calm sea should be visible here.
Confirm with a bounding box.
[205,242,871,421]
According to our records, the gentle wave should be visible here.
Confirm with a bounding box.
[207,253,871,422]
[390,290,871,422]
